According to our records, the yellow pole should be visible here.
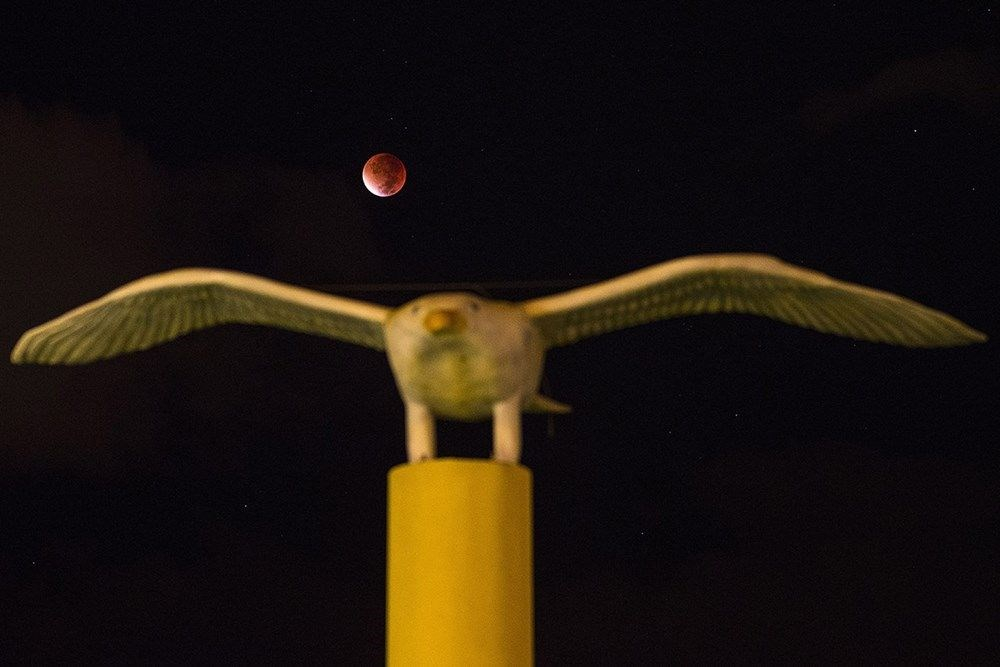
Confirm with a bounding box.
[386,458,533,666]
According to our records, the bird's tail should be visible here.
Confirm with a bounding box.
[525,394,572,414]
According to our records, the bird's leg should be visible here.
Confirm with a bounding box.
[404,401,436,462]
[492,395,522,463]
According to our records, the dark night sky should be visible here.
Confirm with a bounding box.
[2,4,998,663]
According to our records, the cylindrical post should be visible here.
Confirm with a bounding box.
[386,459,533,666]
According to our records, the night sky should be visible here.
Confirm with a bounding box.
[2,5,998,663]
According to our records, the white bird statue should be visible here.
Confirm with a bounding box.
[11,254,986,463]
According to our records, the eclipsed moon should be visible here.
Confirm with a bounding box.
[362,153,407,197]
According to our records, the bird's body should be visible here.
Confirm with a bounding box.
[384,293,551,461]
[385,293,545,421]
[11,254,986,463]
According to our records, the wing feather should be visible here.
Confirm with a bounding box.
[521,253,986,348]
[12,268,390,365]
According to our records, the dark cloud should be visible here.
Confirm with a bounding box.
[534,439,997,662]
[800,50,1000,132]
[1,99,382,475]
[154,160,381,280]
[1,99,160,474]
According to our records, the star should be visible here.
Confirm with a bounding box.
[10,254,986,463]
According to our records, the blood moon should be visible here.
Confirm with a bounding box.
[362,153,407,197]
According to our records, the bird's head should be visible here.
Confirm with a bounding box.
[388,293,487,341]
[386,291,535,344]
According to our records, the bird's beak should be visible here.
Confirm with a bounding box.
[423,309,466,334]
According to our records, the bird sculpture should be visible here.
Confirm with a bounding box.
[11,253,986,463]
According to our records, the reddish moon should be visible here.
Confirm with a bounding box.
[362,152,407,197]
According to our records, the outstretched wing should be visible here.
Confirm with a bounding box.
[12,268,391,364]
[521,253,987,349]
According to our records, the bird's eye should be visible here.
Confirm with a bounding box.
[411,305,420,315]
[468,301,480,312]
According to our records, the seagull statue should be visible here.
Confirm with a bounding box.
[11,254,986,463]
